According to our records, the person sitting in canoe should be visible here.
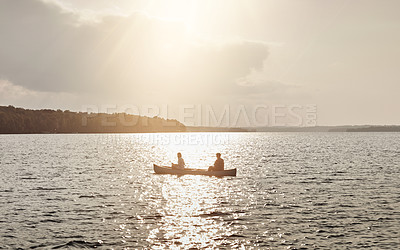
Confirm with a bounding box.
[208,153,224,171]
[172,152,185,169]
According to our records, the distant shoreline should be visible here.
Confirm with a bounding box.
[1,106,399,134]
[2,126,400,135]
[186,125,400,133]
[0,105,185,134]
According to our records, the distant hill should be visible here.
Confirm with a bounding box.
[251,125,400,132]
[0,106,185,134]
[346,126,400,132]
[186,126,248,132]
[252,126,363,132]
[183,125,400,133]
[2,106,398,134]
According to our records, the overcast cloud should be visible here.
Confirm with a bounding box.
[0,0,275,105]
[1,0,400,125]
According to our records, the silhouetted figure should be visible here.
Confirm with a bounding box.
[172,152,185,169]
[208,153,224,171]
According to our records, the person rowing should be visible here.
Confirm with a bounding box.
[208,153,224,171]
[172,152,185,169]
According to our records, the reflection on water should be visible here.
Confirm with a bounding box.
[149,177,217,248]
[1,133,400,248]
[146,175,249,248]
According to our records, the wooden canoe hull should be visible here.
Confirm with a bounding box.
[153,164,236,176]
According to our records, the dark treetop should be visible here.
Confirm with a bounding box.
[0,106,185,134]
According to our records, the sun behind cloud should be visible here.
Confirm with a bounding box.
[0,0,270,105]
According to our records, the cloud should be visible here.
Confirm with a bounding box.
[0,79,79,109]
[0,80,37,99]
[0,0,272,103]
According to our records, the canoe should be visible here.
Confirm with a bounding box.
[153,164,236,177]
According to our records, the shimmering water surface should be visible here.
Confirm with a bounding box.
[1,133,400,249]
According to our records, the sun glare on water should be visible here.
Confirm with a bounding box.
[147,170,241,248]
[153,133,232,169]
[141,133,245,247]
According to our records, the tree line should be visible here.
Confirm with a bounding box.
[0,106,186,134]
[346,126,400,132]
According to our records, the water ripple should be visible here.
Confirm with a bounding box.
[0,133,400,248]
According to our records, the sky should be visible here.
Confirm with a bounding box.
[0,0,399,126]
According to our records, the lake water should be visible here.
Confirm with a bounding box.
[1,132,400,249]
